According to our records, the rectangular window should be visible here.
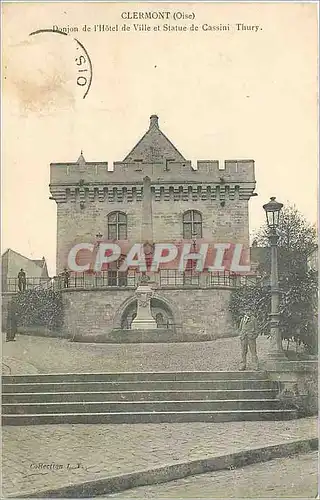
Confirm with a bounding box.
[118,224,127,240]
[108,225,117,240]
[193,223,202,238]
[183,224,192,239]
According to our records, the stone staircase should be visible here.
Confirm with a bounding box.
[2,371,298,425]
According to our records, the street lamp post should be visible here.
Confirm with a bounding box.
[262,197,286,360]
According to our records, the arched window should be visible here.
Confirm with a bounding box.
[183,210,202,239]
[108,212,127,240]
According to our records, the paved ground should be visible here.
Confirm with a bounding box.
[2,417,317,497]
[105,451,319,498]
[2,333,271,374]
[2,334,317,498]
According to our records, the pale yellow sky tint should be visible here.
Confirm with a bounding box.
[2,2,318,275]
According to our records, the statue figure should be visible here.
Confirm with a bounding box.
[139,272,150,285]
[17,269,26,292]
[238,313,259,371]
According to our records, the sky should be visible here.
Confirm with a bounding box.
[2,2,318,276]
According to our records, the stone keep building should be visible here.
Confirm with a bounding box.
[49,115,256,342]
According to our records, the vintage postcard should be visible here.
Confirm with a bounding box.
[1,1,318,499]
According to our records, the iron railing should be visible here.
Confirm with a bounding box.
[159,269,200,287]
[2,277,53,293]
[2,270,261,292]
[59,271,137,289]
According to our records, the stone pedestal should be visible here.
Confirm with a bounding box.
[263,359,318,416]
[131,284,157,330]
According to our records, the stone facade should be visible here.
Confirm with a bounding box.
[61,287,235,342]
[50,115,256,272]
[49,115,256,341]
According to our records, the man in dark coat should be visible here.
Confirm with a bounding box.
[18,269,26,292]
[62,268,70,288]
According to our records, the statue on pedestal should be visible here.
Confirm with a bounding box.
[130,176,158,330]
[131,278,157,330]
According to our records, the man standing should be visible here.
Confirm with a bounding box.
[17,269,26,292]
[239,313,259,371]
[62,268,70,288]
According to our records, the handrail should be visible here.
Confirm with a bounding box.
[2,271,262,292]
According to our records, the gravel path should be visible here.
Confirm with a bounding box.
[2,333,271,374]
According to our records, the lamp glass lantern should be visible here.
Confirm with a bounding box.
[262,197,283,229]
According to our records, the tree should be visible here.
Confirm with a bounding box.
[230,204,318,354]
[254,204,317,274]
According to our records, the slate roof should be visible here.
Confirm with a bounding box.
[123,115,186,163]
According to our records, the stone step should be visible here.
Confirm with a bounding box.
[2,372,290,426]
[2,399,283,415]
[3,389,278,404]
[2,379,275,393]
[2,371,268,384]
[1,409,298,426]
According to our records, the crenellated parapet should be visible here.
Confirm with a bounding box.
[50,158,254,183]
[49,157,256,204]
[196,160,255,183]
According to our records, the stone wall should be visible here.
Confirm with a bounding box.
[266,361,318,417]
[55,198,250,272]
[61,287,236,342]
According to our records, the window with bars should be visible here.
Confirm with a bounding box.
[182,210,202,239]
[107,211,127,240]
